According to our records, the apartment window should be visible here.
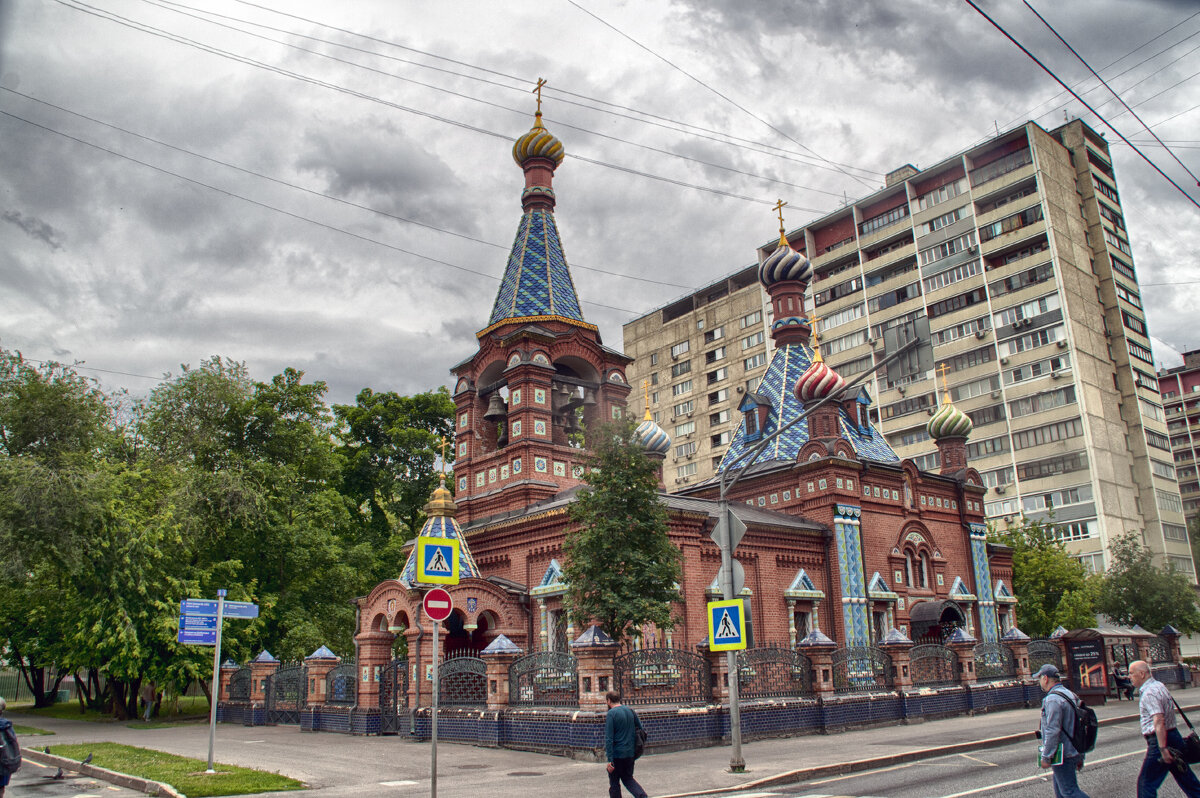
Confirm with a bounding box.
[742,331,765,350]
[868,281,922,313]
[651,391,660,404]
[840,354,876,376]
[1012,417,1084,450]
[676,462,698,479]
[919,232,977,267]
[709,389,728,405]
[744,353,767,370]
[933,315,992,346]
[1164,523,1189,542]
[998,324,1065,357]
[951,374,1000,402]
[923,259,982,293]
[675,441,697,458]
[865,259,919,287]
[819,303,866,331]
[980,466,1014,488]
[968,403,1006,428]
[1099,203,1126,232]
[707,368,727,385]
[740,310,762,329]
[1093,175,1120,203]
[823,236,856,254]
[825,329,868,356]
[987,498,1020,517]
[1141,400,1166,423]
[915,177,967,211]
[673,400,694,416]
[649,352,658,366]
[1104,228,1133,256]
[967,435,1009,459]
[995,238,1050,269]
[1168,556,1196,580]
[1115,283,1142,309]
[989,261,1054,298]
[705,346,726,364]
[1121,310,1147,336]
[994,293,1061,328]
[1110,254,1136,282]
[649,372,659,386]
[881,392,935,420]
[1017,452,1088,481]
[970,147,1033,186]
[911,451,941,471]
[928,286,987,319]
[670,360,692,378]
[860,204,909,235]
[1156,489,1184,514]
[1151,459,1176,479]
[670,341,690,358]
[704,326,725,344]
[1058,520,1098,542]
[918,206,966,236]
[1147,430,1171,451]
[1005,354,1071,386]
[1076,553,1105,574]
[888,426,932,448]
[711,410,730,425]
[672,380,693,397]
[978,204,1043,243]
[746,376,763,392]
[711,431,731,447]
[865,237,911,261]
[939,346,997,376]
[674,421,696,437]
[1128,340,1154,365]
[813,275,865,307]
[977,181,1038,214]
[1022,484,1091,512]
[1009,386,1076,418]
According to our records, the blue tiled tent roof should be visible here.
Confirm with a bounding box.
[399,515,482,585]
[717,343,899,472]
[483,210,592,332]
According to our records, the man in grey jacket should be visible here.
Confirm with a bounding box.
[1036,664,1090,798]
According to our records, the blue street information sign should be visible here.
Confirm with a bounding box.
[177,629,218,646]
[707,599,747,651]
[180,615,218,631]
[180,599,259,618]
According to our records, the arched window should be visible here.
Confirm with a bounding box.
[905,551,914,586]
[919,553,930,589]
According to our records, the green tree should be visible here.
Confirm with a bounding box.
[989,515,1099,637]
[1098,530,1200,633]
[562,418,681,643]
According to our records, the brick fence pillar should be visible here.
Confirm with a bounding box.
[571,624,619,711]
[947,631,977,688]
[248,651,280,704]
[303,646,340,708]
[879,630,915,691]
[481,635,523,710]
[218,660,240,703]
[798,630,837,695]
[356,630,394,709]
[1162,625,1183,663]
[1000,628,1032,680]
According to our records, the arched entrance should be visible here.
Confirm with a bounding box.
[909,599,967,643]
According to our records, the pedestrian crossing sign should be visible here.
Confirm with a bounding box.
[417,537,460,585]
[707,599,746,651]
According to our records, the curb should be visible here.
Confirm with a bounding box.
[23,749,185,798]
[656,705,1195,798]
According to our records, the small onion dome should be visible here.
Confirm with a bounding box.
[635,414,671,456]
[424,477,458,517]
[793,358,847,403]
[513,114,565,167]
[926,401,973,440]
[759,236,812,286]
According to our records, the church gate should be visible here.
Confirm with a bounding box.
[379,658,409,734]
[265,663,306,725]
[613,646,710,705]
[325,660,358,707]
[1027,639,1063,674]
[736,646,813,698]
[509,651,578,707]
[439,651,486,706]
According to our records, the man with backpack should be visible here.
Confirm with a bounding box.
[604,690,648,798]
[0,697,22,798]
[1129,659,1200,797]
[1036,664,1091,798]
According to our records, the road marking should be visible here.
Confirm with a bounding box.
[937,749,1143,797]
[379,780,420,787]
[244,740,265,744]
[809,762,917,784]
[958,753,999,767]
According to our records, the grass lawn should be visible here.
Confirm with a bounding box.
[49,742,305,797]
[12,724,53,735]
[12,695,211,724]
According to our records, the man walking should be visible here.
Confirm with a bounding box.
[0,697,21,798]
[1035,664,1089,798]
[1129,659,1200,797]
[604,690,647,798]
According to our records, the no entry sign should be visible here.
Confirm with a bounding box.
[423,588,453,622]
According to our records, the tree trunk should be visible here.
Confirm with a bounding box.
[110,680,130,720]
[198,677,212,705]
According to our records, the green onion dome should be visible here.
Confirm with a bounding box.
[927,401,973,440]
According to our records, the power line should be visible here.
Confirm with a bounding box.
[1023,1,1200,188]
[962,0,1200,210]
[564,0,876,191]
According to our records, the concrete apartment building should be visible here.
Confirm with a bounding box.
[623,119,1193,578]
[1159,349,1200,541]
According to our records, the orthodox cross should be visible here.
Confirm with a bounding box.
[937,363,952,402]
[773,199,788,239]
[642,378,653,420]
[532,77,547,115]
[807,312,824,362]
[439,435,451,477]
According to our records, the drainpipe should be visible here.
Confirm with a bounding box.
[410,619,423,735]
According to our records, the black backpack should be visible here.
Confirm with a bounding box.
[0,724,21,774]
[1053,686,1098,754]
[633,726,648,759]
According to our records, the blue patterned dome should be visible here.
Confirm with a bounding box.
[635,414,671,456]
[759,236,812,286]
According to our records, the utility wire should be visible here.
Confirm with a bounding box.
[962,0,1200,210]
[1024,0,1200,188]
[565,0,875,190]
[0,108,645,316]
[219,0,883,179]
[55,0,802,210]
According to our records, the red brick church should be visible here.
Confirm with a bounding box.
[349,104,1016,711]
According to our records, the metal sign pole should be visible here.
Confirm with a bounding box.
[719,503,745,772]
[206,589,226,774]
[431,620,439,798]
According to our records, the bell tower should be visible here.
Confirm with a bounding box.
[450,83,632,524]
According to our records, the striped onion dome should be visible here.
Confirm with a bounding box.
[635,413,671,456]
[759,235,813,286]
[793,358,847,403]
[927,400,973,440]
[513,114,565,167]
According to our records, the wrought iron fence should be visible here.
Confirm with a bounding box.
[973,642,1015,682]
[438,653,486,706]
[1027,639,1062,675]
[228,666,252,701]
[1149,636,1172,663]
[1111,642,1138,668]
[735,646,813,698]
[613,647,711,706]
[265,663,306,724]
[325,661,358,706]
[910,644,958,687]
[831,646,893,694]
[509,651,579,707]
[380,658,408,733]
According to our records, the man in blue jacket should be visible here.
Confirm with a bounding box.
[605,690,647,798]
[1036,664,1090,798]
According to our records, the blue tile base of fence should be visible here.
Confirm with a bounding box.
[216,682,1032,756]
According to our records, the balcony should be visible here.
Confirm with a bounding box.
[863,240,916,272]
[975,192,1043,230]
[811,244,860,274]
[981,219,1047,257]
[971,160,1037,200]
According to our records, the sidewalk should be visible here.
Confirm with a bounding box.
[10,688,1190,798]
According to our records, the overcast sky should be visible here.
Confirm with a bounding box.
[1,0,1197,406]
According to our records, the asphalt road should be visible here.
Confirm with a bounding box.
[6,757,144,798]
[714,724,1167,798]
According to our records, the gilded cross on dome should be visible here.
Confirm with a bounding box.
[937,363,952,402]
[808,312,824,362]
[642,379,653,421]
[773,199,789,245]
[532,77,547,123]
